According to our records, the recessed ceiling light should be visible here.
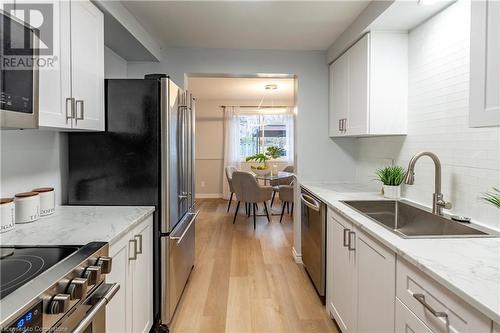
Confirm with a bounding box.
[265,84,278,90]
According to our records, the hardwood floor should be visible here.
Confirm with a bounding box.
[170,199,339,333]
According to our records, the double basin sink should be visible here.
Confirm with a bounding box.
[341,200,497,238]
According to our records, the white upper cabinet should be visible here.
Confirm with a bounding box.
[38,0,104,131]
[469,0,500,127]
[70,0,104,130]
[329,54,349,137]
[329,32,408,137]
[37,1,72,129]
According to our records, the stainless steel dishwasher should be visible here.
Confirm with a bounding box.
[300,187,326,303]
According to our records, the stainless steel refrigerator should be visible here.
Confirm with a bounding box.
[67,74,197,329]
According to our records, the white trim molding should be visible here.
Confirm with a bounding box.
[196,193,223,199]
[292,247,303,264]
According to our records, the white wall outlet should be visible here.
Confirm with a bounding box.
[200,181,206,188]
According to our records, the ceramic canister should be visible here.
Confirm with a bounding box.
[0,198,15,233]
[14,192,40,223]
[33,187,55,216]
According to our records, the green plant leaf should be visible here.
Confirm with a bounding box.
[480,188,500,209]
[265,146,286,159]
[246,153,269,164]
[375,166,406,186]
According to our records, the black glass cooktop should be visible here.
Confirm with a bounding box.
[0,246,80,300]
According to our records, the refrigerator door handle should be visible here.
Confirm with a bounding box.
[170,210,199,245]
[177,92,185,207]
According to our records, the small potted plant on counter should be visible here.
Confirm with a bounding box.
[246,146,285,176]
[481,188,500,209]
[375,166,406,199]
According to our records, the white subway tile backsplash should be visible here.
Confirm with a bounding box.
[355,1,500,229]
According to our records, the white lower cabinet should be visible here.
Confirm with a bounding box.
[326,207,494,333]
[106,215,153,333]
[326,208,395,333]
[356,229,395,333]
[395,298,432,333]
[396,258,491,333]
[327,212,356,332]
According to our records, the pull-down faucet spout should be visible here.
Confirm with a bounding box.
[404,152,452,216]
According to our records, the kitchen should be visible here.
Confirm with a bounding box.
[1,1,499,333]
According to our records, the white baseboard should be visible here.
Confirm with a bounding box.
[196,193,222,199]
[292,247,303,264]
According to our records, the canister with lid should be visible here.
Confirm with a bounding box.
[0,198,15,233]
[14,192,40,223]
[32,187,55,216]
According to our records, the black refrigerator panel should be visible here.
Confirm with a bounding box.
[67,79,161,206]
[67,79,162,326]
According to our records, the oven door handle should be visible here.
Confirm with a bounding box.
[72,283,120,333]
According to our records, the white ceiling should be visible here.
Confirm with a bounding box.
[121,1,371,50]
[187,77,295,101]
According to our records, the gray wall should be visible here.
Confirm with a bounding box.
[104,46,128,78]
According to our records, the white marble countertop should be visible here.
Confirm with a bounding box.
[0,205,155,246]
[301,181,500,324]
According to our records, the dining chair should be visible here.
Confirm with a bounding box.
[231,171,272,229]
[270,165,295,207]
[225,166,238,212]
[278,184,294,223]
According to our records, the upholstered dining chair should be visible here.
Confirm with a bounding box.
[270,165,295,207]
[278,183,294,223]
[231,171,273,229]
[225,166,238,212]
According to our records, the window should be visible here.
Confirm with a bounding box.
[238,112,293,161]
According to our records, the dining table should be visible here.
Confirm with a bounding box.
[254,171,295,185]
[253,171,295,215]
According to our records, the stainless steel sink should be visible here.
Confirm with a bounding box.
[341,200,497,238]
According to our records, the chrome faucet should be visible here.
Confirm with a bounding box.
[404,152,452,216]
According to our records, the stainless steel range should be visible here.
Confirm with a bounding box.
[0,242,118,332]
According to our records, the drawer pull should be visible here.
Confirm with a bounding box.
[343,229,350,247]
[413,293,448,318]
[348,231,356,251]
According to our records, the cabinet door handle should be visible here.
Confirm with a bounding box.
[413,294,448,318]
[75,100,84,120]
[339,119,342,132]
[343,118,347,132]
[134,234,143,254]
[343,228,350,247]
[129,239,138,260]
[348,231,356,251]
[66,98,75,121]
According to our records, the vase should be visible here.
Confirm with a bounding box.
[251,166,271,176]
[383,185,401,199]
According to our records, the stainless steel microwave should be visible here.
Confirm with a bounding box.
[0,10,39,129]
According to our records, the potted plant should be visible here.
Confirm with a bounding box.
[481,188,500,209]
[246,153,271,175]
[266,146,286,159]
[375,166,406,199]
[246,146,285,176]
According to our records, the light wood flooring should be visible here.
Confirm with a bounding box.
[170,199,339,333]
